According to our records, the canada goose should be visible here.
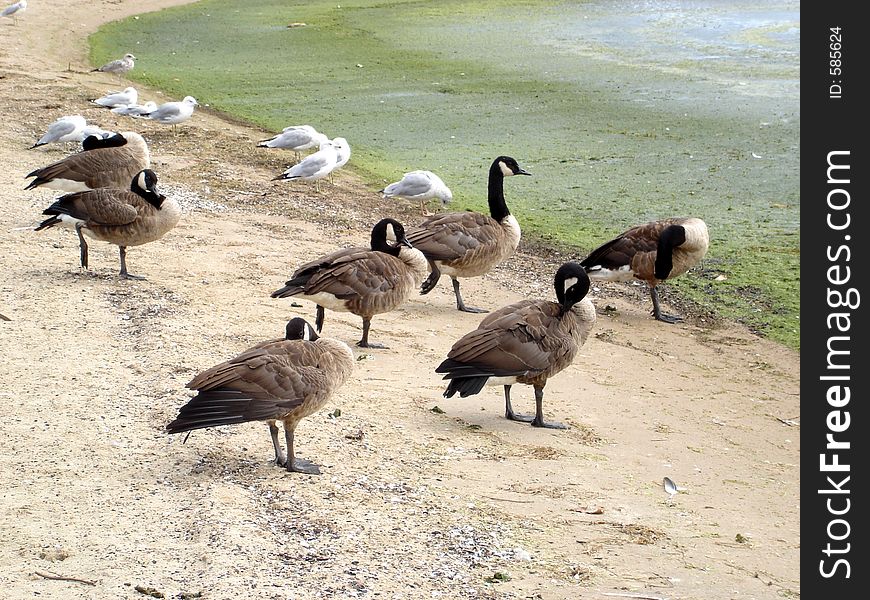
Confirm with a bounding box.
[92,86,138,108]
[381,170,453,216]
[24,130,150,193]
[31,115,88,148]
[407,156,530,313]
[271,218,428,348]
[1,0,25,24]
[271,139,338,193]
[34,169,181,279]
[257,125,328,162]
[436,263,596,429]
[580,217,709,323]
[91,53,136,79]
[140,96,198,135]
[166,317,354,474]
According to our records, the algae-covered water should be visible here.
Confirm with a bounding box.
[90,0,800,348]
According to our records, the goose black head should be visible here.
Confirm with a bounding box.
[285,317,319,342]
[81,132,127,151]
[654,225,687,280]
[131,169,165,208]
[493,156,531,178]
[371,218,412,255]
[553,262,591,314]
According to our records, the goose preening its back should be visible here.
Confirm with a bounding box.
[24,130,150,193]
[580,217,709,323]
[34,169,181,279]
[166,318,354,474]
[435,263,596,429]
[407,156,529,313]
[381,170,453,216]
[270,218,428,348]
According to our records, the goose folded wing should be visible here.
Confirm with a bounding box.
[304,252,405,299]
[407,212,495,261]
[581,221,665,270]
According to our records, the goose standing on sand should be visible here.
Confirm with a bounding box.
[1,0,26,25]
[140,96,198,134]
[257,125,328,161]
[92,87,138,108]
[271,218,428,348]
[436,262,596,429]
[580,217,709,323]
[381,170,453,216]
[407,156,530,313]
[166,318,354,475]
[31,115,88,148]
[34,169,181,279]
[92,53,136,79]
[271,139,338,193]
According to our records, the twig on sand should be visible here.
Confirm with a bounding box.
[601,593,668,600]
[34,570,97,586]
[484,496,535,504]
[0,313,10,321]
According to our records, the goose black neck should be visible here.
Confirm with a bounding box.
[487,161,511,221]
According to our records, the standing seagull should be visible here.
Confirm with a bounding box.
[436,263,596,429]
[139,96,198,134]
[381,170,453,216]
[407,156,530,313]
[166,318,354,474]
[271,218,428,348]
[580,217,709,323]
[257,125,328,162]
[1,0,26,25]
[34,169,181,279]
[92,53,136,80]
[271,139,338,193]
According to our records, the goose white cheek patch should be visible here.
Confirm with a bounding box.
[563,277,578,296]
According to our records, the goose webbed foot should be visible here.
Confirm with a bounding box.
[530,417,569,430]
[357,319,388,349]
[453,278,487,313]
[530,386,568,429]
[420,268,441,295]
[650,287,683,323]
[118,247,146,280]
[504,386,534,422]
[288,458,322,475]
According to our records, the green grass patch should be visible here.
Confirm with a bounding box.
[90,0,800,350]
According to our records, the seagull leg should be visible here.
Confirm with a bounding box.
[453,277,486,313]
[504,385,534,422]
[420,261,441,295]
[269,421,287,466]
[420,200,433,217]
[650,287,683,323]
[530,385,568,429]
[75,222,89,269]
[118,246,146,280]
[284,420,320,474]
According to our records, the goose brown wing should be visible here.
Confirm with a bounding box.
[291,246,366,279]
[26,146,139,190]
[441,301,569,377]
[581,221,668,270]
[406,212,499,261]
[303,251,407,299]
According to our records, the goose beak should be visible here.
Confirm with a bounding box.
[516,168,532,176]
[399,235,414,249]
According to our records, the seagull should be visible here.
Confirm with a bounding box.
[272,139,338,193]
[1,0,26,25]
[329,137,350,183]
[381,170,453,216]
[139,96,198,134]
[257,125,328,162]
[92,87,138,108]
[111,101,158,117]
[79,125,117,145]
[32,115,88,149]
[92,53,136,80]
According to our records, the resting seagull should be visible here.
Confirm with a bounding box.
[32,115,88,149]
[140,96,198,135]
[92,87,138,108]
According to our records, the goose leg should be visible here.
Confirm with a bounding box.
[650,287,683,323]
[503,385,534,422]
[420,261,441,295]
[118,246,146,280]
[315,305,326,332]
[357,317,387,349]
[530,385,567,429]
[74,222,89,269]
[269,421,287,466]
[453,277,486,313]
[284,421,320,474]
